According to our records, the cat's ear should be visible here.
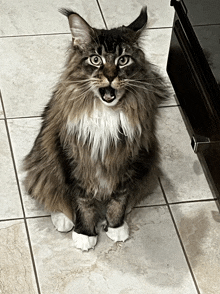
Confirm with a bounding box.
[60,9,93,48]
[126,6,148,36]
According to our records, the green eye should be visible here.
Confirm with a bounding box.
[89,55,103,66]
[118,56,131,66]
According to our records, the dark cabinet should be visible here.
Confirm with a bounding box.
[167,0,220,207]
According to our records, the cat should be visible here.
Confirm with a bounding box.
[23,6,169,251]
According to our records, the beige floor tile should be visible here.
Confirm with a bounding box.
[158,106,213,202]
[0,102,4,118]
[0,121,23,219]
[0,0,104,36]
[98,0,174,29]
[141,28,173,75]
[140,28,176,106]
[171,201,220,294]
[1,1,220,294]
[0,219,38,294]
[27,206,197,294]
[8,117,48,217]
[0,35,70,118]
[135,177,166,207]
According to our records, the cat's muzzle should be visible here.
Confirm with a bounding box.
[99,86,116,103]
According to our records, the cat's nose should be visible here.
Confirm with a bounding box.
[103,65,117,83]
[106,75,115,83]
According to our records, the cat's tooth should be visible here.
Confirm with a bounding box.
[104,93,114,101]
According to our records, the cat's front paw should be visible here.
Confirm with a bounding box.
[51,212,74,232]
[72,231,97,251]
[106,221,129,242]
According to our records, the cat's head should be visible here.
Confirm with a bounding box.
[61,7,148,107]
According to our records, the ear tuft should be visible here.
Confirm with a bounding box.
[59,8,75,18]
[60,8,93,48]
[127,6,148,33]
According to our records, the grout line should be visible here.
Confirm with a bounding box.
[0,90,42,294]
[0,26,177,40]
[167,198,217,205]
[96,0,108,29]
[26,215,51,220]
[193,23,220,27]
[6,115,41,120]
[2,197,215,225]
[132,198,217,211]
[0,27,176,39]
[0,217,24,223]
[0,92,5,120]
[0,26,175,40]
[147,26,173,30]
[158,177,201,294]
[134,203,167,209]
[0,32,70,39]
[0,24,218,40]
[0,215,51,224]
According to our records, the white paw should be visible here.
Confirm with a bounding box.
[72,231,97,251]
[51,212,74,232]
[106,221,129,242]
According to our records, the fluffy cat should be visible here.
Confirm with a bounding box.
[24,6,169,251]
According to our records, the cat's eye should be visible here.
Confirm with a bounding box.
[118,56,132,67]
[89,55,103,66]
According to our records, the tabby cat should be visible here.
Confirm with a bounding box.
[24,6,169,251]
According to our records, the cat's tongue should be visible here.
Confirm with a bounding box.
[99,86,116,103]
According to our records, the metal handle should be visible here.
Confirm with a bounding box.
[191,135,210,153]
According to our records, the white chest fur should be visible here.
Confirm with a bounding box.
[67,105,141,161]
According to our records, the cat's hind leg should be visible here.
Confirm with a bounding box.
[51,212,74,233]
[106,221,129,242]
[51,211,97,251]
[105,195,129,242]
[71,196,99,251]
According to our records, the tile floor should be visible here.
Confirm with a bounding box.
[0,1,220,293]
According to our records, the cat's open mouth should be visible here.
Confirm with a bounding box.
[99,86,116,103]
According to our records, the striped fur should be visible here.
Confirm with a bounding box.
[24,7,170,239]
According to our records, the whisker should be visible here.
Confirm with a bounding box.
[74,84,92,91]
[124,86,138,97]
[146,77,162,81]
[125,85,143,97]
[125,81,164,96]
[127,70,141,79]
[124,86,147,110]
[124,79,154,87]
[70,85,94,101]
[71,78,98,84]
[124,82,147,91]
[125,78,166,93]
[125,77,165,88]
[76,81,100,93]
